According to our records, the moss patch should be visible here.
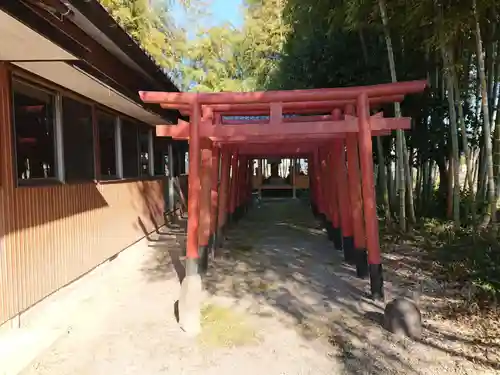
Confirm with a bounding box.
[199,303,260,348]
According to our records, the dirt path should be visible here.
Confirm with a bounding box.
[18,200,498,375]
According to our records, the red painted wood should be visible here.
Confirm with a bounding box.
[236,157,244,209]
[186,103,201,259]
[163,95,405,116]
[308,156,316,208]
[198,146,213,247]
[319,147,331,223]
[333,139,353,238]
[156,117,404,140]
[140,80,427,105]
[313,149,326,215]
[345,105,366,250]
[239,157,248,208]
[210,147,221,237]
[327,147,340,228]
[218,149,231,230]
[346,133,366,249]
[357,93,381,265]
[229,151,239,215]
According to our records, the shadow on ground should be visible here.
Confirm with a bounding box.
[141,199,499,374]
[141,216,188,283]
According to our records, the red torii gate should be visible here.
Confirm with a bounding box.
[140,80,427,334]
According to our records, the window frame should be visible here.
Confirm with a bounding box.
[8,67,170,187]
[60,95,96,183]
[153,136,170,177]
[138,123,154,177]
[120,117,140,179]
[11,75,63,186]
[95,109,121,181]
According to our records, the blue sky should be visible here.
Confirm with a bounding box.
[172,0,243,32]
[210,0,243,27]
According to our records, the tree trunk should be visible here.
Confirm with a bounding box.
[447,157,454,220]
[474,0,496,227]
[378,0,407,231]
[441,45,461,226]
[454,63,477,225]
[415,154,422,214]
[493,94,500,206]
[436,153,449,212]
[376,137,392,226]
[387,159,396,215]
[402,135,416,224]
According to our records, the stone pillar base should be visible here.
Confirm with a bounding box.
[178,259,203,336]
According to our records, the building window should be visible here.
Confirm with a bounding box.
[12,79,57,181]
[153,136,166,176]
[121,119,139,178]
[139,126,151,176]
[97,111,117,178]
[62,97,94,182]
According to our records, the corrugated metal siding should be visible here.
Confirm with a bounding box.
[0,64,166,325]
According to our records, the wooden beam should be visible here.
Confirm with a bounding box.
[162,95,405,116]
[140,80,428,105]
[156,121,395,140]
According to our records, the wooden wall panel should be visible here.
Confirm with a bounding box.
[0,180,166,325]
[0,63,166,325]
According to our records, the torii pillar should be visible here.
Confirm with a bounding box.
[198,141,213,273]
[357,93,383,299]
[345,104,368,279]
[178,103,203,335]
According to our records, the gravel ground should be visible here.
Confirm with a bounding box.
[18,199,499,375]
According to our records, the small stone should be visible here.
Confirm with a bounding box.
[383,297,422,340]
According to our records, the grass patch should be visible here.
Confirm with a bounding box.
[199,303,260,348]
[247,279,277,293]
[380,219,500,310]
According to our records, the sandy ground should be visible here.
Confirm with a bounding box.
[14,199,499,375]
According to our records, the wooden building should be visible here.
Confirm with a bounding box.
[0,0,186,326]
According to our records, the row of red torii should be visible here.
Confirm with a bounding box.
[140,80,427,334]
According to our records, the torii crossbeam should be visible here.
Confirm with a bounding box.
[140,80,427,334]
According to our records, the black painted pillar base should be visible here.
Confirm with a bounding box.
[215,228,224,249]
[185,256,199,277]
[318,213,327,226]
[233,207,240,222]
[355,248,368,279]
[311,203,318,217]
[208,233,216,257]
[369,263,384,300]
[325,220,333,241]
[237,204,246,219]
[198,245,209,274]
[342,236,355,264]
[332,227,342,250]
